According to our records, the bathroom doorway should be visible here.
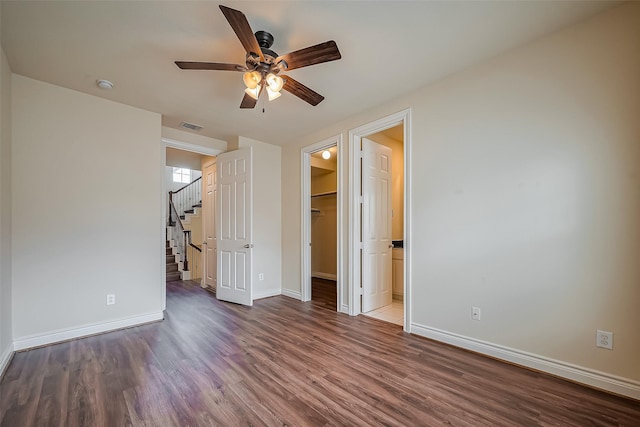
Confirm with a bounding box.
[348,109,411,331]
[359,124,404,326]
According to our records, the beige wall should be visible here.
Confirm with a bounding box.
[311,170,337,195]
[11,75,163,341]
[366,132,404,241]
[282,2,640,386]
[311,167,337,278]
[311,194,337,278]
[0,40,14,366]
[234,137,282,299]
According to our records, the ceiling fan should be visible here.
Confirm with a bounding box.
[175,5,342,109]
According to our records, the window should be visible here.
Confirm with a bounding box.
[173,167,191,184]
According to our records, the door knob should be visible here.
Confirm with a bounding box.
[388,244,394,248]
[203,242,207,245]
[243,244,254,249]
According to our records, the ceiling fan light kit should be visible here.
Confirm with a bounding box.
[242,70,261,89]
[244,86,261,100]
[175,4,341,109]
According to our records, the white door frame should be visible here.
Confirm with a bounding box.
[301,135,345,312]
[202,160,217,290]
[161,137,223,311]
[348,109,412,331]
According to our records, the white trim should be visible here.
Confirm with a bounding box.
[281,289,302,300]
[348,109,412,330]
[411,322,640,400]
[163,138,222,157]
[13,312,164,351]
[254,289,282,300]
[0,344,14,379]
[300,134,343,310]
[311,272,337,281]
[161,142,167,310]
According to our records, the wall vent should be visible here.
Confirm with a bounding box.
[180,121,204,132]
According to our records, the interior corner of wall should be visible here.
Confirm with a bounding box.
[227,136,240,151]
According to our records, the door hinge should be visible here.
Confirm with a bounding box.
[359,195,364,204]
[359,287,363,295]
[359,242,363,250]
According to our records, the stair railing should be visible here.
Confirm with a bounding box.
[168,176,202,225]
[168,198,189,272]
[167,176,202,278]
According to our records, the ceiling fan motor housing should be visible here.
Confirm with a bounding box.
[254,30,279,64]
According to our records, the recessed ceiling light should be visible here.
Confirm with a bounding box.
[96,79,114,90]
[322,150,331,160]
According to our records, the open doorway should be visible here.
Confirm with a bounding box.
[309,145,338,310]
[165,147,205,284]
[359,125,404,326]
[161,138,221,311]
[301,135,344,311]
[348,109,411,331]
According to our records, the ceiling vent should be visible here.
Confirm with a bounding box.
[180,121,203,132]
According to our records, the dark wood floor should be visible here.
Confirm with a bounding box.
[1,281,639,426]
[311,277,337,310]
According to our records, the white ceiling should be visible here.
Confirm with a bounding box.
[1,1,617,147]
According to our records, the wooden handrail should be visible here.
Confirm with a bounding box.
[171,176,202,195]
[189,243,202,253]
[168,198,184,229]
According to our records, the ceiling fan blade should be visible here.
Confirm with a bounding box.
[282,76,325,106]
[240,92,258,109]
[219,5,265,62]
[175,61,247,71]
[276,41,341,71]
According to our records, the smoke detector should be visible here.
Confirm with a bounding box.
[96,79,114,90]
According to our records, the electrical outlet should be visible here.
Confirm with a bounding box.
[258,273,264,281]
[596,330,613,350]
[471,307,481,321]
[106,294,116,306]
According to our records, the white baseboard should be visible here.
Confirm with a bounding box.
[0,343,14,379]
[340,304,350,314]
[281,289,302,300]
[411,322,640,400]
[254,289,282,300]
[311,272,337,281]
[13,311,164,351]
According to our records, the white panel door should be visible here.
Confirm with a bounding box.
[216,148,253,306]
[203,162,217,290]
[362,138,392,313]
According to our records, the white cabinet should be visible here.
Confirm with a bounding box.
[392,248,404,298]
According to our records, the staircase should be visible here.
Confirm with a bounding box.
[180,202,202,220]
[166,201,202,282]
[166,240,181,282]
[166,176,203,283]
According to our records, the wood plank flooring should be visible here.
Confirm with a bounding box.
[310,277,337,311]
[1,280,639,426]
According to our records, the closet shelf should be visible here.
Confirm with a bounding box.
[311,191,337,198]
[311,208,321,213]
